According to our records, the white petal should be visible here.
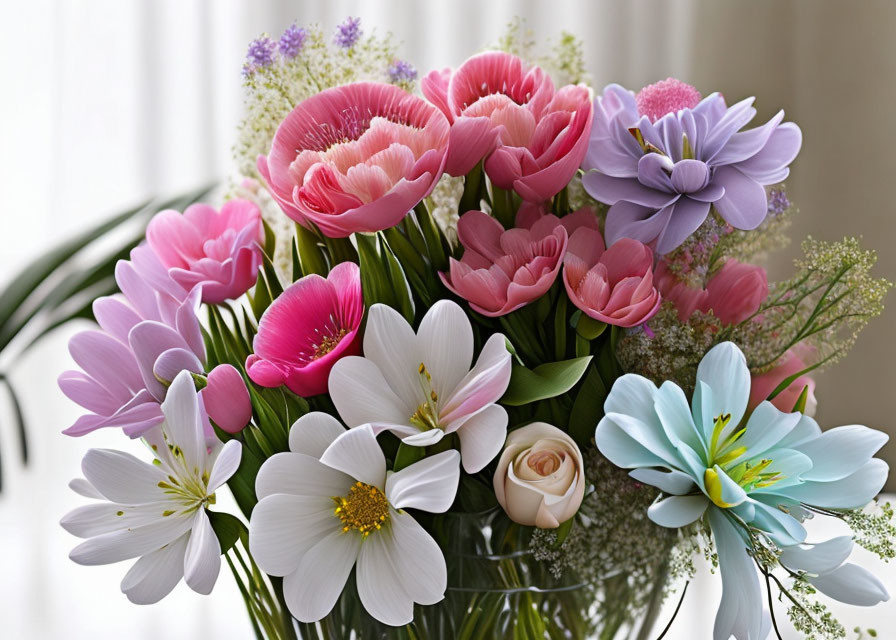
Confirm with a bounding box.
[288,412,346,457]
[647,495,708,528]
[160,370,206,473]
[693,342,750,439]
[709,508,764,640]
[362,304,422,409]
[81,449,166,504]
[69,477,103,499]
[416,300,473,400]
[629,468,697,495]
[356,512,446,625]
[207,440,242,491]
[121,533,189,604]
[386,450,460,513]
[779,536,854,576]
[319,425,387,489]
[456,404,508,473]
[439,334,511,426]
[183,510,220,595]
[255,452,353,501]
[329,356,412,427]
[249,494,340,576]
[70,515,194,565]
[61,501,171,538]
[283,529,360,623]
[809,563,890,606]
[400,428,445,447]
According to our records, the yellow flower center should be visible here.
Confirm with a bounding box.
[333,481,390,536]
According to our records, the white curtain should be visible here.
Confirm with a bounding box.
[1,1,894,637]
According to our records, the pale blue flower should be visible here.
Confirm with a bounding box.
[596,342,889,640]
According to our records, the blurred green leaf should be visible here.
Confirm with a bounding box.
[208,511,244,554]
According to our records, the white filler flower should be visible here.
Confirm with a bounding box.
[61,370,242,604]
[249,412,461,626]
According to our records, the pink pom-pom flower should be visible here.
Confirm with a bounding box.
[258,82,449,237]
[145,199,263,304]
[246,262,363,397]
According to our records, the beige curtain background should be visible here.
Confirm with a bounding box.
[0,1,893,637]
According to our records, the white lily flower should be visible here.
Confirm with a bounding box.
[248,412,461,626]
[61,370,242,604]
[329,300,512,473]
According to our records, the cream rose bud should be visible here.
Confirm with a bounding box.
[493,423,586,528]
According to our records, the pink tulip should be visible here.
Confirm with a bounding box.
[749,349,818,416]
[258,82,449,237]
[440,210,568,317]
[656,259,768,325]
[202,364,253,434]
[422,51,593,202]
[145,199,263,304]
[246,262,363,397]
[562,220,661,327]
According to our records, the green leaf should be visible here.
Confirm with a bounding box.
[393,443,425,472]
[552,516,575,548]
[501,356,592,406]
[413,202,449,271]
[456,474,498,512]
[207,511,244,554]
[294,223,328,277]
[568,364,608,446]
[575,315,607,341]
[553,292,567,360]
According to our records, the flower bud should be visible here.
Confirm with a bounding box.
[493,423,586,528]
[201,364,253,434]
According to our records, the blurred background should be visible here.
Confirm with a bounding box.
[1,0,894,637]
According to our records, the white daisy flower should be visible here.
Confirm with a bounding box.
[248,412,460,626]
[60,370,242,604]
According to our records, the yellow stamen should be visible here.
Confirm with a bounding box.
[333,481,390,537]
[704,468,736,508]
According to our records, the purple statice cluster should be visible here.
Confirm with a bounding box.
[388,59,418,84]
[767,187,791,215]
[246,36,276,68]
[333,16,362,49]
[279,23,307,59]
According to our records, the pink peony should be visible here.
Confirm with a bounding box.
[145,199,263,304]
[439,209,568,317]
[562,216,661,328]
[422,51,593,202]
[656,259,768,325]
[258,82,449,237]
[246,262,363,397]
[749,349,818,416]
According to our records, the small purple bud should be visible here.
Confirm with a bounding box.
[388,59,418,83]
[246,36,276,69]
[279,23,307,59]
[333,16,362,49]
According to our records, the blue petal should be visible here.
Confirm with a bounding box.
[654,381,705,455]
[779,536,854,575]
[729,402,801,464]
[629,468,697,495]
[809,563,890,606]
[604,374,662,431]
[595,416,669,469]
[693,343,751,442]
[774,413,821,449]
[708,509,764,640]
[602,412,683,468]
[797,425,889,482]
[771,458,889,509]
[748,498,807,546]
[647,495,708,528]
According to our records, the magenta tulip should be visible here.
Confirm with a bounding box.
[246,262,363,397]
[258,82,449,237]
[422,51,593,202]
[145,199,263,304]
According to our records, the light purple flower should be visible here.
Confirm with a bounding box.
[279,23,307,59]
[333,17,362,49]
[582,81,802,255]
[388,59,417,83]
[246,37,276,68]
[59,245,207,438]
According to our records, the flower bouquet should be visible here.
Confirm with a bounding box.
[54,17,896,640]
